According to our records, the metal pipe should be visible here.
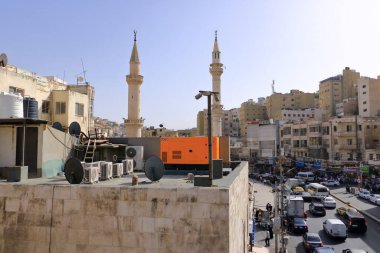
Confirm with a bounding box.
[22,120,26,166]
[207,94,213,186]
[274,181,278,253]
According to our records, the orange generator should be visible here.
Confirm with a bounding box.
[160,136,220,171]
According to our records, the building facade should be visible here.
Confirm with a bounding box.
[280,108,322,123]
[239,99,268,136]
[222,108,240,137]
[0,64,95,134]
[247,122,278,158]
[266,89,316,120]
[357,76,380,117]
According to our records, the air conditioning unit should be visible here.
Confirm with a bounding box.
[99,162,112,180]
[125,146,144,171]
[83,167,99,184]
[112,163,123,178]
[122,159,134,175]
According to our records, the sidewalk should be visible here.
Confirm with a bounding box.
[330,187,380,224]
[250,180,276,252]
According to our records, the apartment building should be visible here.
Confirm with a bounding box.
[319,67,360,118]
[196,109,208,136]
[222,108,240,137]
[281,116,380,162]
[239,99,268,136]
[336,98,358,116]
[280,108,322,123]
[266,89,316,120]
[247,122,278,158]
[0,64,94,133]
[357,76,380,117]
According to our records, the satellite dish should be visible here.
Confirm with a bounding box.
[144,155,164,182]
[0,53,8,67]
[64,157,84,184]
[69,121,81,136]
[52,122,63,131]
[126,147,137,158]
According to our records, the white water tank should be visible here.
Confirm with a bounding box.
[0,92,24,118]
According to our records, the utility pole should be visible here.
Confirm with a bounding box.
[274,181,278,253]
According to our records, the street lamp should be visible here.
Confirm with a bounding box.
[195,90,220,186]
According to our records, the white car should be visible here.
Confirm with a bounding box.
[358,189,371,200]
[323,196,336,208]
[321,180,340,187]
[369,194,380,205]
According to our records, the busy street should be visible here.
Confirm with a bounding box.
[251,180,380,253]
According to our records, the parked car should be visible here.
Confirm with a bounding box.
[323,197,336,208]
[336,206,357,217]
[303,232,323,252]
[289,217,308,234]
[323,219,347,240]
[312,247,336,253]
[321,180,340,187]
[292,186,305,195]
[341,209,367,233]
[358,189,370,200]
[368,194,380,205]
[342,249,368,253]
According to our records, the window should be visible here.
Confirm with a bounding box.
[375,125,378,129]
[363,91,367,95]
[362,85,366,88]
[367,125,370,129]
[9,86,25,96]
[346,125,352,132]
[358,125,362,131]
[42,100,50,114]
[377,154,380,160]
[333,126,337,132]
[363,101,367,105]
[55,102,66,114]
[347,139,352,145]
[364,109,367,112]
[370,154,374,160]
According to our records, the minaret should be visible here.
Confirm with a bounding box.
[125,31,144,137]
[209,31,224,136]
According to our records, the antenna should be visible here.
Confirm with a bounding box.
[81,58,87,83]
[74,58,87,85]
[272,80,275,94]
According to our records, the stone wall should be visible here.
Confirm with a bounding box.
[0,163,248,253]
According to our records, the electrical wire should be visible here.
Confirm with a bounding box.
[47,126,84,151]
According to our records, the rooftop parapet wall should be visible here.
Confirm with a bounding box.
[0,161,248,253]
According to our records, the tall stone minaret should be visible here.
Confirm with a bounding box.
[209,31,224,136]
[125,31,144,137]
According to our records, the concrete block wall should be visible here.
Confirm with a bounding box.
[0,163,248,253]
[0,185,231,253]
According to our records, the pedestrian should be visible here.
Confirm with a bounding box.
[266,203,270,212]
[265,228,270,246]
[268,226,273,239]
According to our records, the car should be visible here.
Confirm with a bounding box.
[321,180,340,187]
[303,232,323,252]
[312,247,336,253]
[292,186,305,195]
[336,206,357,216]
[309,202,326,216]
[323,197,336,208]
[342,249,368,253]
[341,209,367,233]
[289,217,308,233]
[302,191,313,202]
[368,194,380,205]
[358,189,370,199]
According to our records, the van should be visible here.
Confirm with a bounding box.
[342,209,367,233]
[296,171,315,182]
[323,219,347,240]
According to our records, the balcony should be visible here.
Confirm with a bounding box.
[308,132,322,137]
[335,144,356,150]
[335,132,356,137]
[308,144,322,149]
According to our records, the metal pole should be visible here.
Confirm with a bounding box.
[274,181,278,253]
[207,94,213,186]
[280,161,285,252]
[22,120,26,166]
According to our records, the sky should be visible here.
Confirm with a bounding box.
[2,1,380,130]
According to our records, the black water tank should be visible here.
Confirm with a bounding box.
[23,97,38,119]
